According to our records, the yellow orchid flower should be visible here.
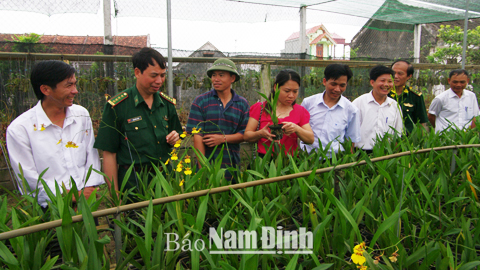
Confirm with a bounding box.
[65,141,79,148]
[174,139,182,148]
[192,127,201,134]
[351,253,366,265]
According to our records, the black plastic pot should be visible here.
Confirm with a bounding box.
[269,123,284,140]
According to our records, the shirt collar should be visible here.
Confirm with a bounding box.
[318,92,346,108]
[212,88,240,101]
[447,88,462,99]
[368,91,394,106]
[366,91,376,103]
[34,100,75,129]
[133,86,163,107]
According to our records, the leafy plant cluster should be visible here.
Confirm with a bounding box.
[9,33,47,53]
[1,122,480,269]
[426,25,480,65]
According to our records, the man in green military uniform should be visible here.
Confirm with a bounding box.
[389,60,429,134]
[94,47,182,196]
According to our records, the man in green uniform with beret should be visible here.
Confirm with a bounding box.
[389,60,429,134]
[94,47,182,198]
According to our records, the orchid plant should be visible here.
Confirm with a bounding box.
[257,84,281,126]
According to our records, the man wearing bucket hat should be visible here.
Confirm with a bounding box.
[186,58,250,181]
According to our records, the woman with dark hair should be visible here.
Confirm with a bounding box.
[244,69,314,156]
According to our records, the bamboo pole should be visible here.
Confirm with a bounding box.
[0,144,479,241]
[0,52,479,70]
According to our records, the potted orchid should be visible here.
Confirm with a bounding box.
[257,85,284,140]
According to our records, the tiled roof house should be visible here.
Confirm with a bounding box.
[282,25,337,59]
[0,34,149,55]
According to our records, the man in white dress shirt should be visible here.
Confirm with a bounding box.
[428,69,479,133]
[352,65,403,152]
[300,64,361,157]
[6,60,104,208]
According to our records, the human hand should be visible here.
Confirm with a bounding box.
[82,186,97,200]
[166,130,180,145]
[66,186,97,203]
[281,122,299,135]
[258,125,275,141]
[203,134,225,147]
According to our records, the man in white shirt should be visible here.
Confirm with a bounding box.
[428,69,479,133]
[352,65,403,152]
[6,60,104,208]
[301,64,361,157]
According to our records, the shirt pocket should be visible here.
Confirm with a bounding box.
[75,142,87,167]
[161,118,169,131]
[404,103,415,115]
[383,110,397,132]
[73,129,87,167]
[125,120,149,148]
[329,112,347,135]
[331,120,347,140]
[464,106,473,120]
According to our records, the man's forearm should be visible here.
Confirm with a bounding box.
[225,133,245,144]
[421,122,429,132]
[193,135,206,168]
[427,114,436,128]
[102,151,118,191]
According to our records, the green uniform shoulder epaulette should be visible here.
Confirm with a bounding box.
[108,92,129,107]
[160,92,176,105]
[409,87,422,96]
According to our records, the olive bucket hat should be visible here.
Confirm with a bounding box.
[207,58,240,82]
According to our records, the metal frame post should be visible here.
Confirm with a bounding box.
[461,0,470,69]
[167,0,174,97]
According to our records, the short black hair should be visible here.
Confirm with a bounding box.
[132,47,166,73]
[30,60,76,100]
[449,69,469,79]
[267,69,301,109]
[324,64,353,81]
[370,65,394,81]
[391,59,414,77]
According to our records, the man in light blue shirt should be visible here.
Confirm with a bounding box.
[300,64,361,157]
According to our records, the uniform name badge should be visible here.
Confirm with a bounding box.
[127,116,142,123]
[404,103,413,107]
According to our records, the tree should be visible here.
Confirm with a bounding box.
[427,25,480,65]
[11,33,46,53]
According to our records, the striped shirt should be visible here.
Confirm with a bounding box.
[186,89,249,172]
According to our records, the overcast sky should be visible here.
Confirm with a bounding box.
[0,1,367,55]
